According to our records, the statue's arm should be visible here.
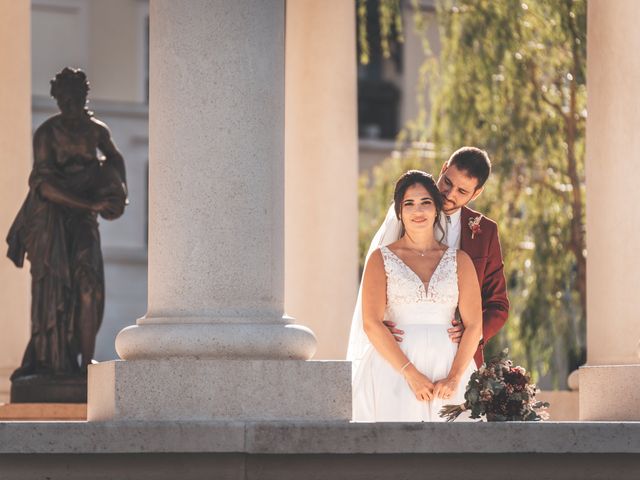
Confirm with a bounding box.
[38,183,100,212]
[96,122,127,186]
[29,124,54,189]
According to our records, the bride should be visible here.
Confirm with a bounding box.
[349,170,482,422]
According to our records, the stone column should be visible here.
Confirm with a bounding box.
[580,0,640,420]
[284,0,358,360]
[0,0,31,403]
[88,0,350,421]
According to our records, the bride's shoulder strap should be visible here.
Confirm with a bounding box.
[443,247,459,271]
[377,246,397,273]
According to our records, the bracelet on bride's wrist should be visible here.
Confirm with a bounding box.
[400,361,412,374]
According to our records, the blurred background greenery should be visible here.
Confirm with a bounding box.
[357,0,586,388]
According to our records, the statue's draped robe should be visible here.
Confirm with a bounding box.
[7,117,105,378]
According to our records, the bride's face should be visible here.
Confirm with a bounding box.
[400,183,437,232]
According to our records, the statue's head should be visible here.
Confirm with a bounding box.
[50,67,90,117]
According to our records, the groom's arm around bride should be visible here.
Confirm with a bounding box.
[459,205,509,367]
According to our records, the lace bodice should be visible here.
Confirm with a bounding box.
[353,245,474,422]
[380,246,458,308]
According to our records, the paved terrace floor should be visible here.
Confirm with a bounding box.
[0,421,639,479]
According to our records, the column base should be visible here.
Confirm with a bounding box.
[115,323,317,361]
[579,364,640,420]
[88,359,351,421]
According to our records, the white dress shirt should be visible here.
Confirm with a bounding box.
[437,208,462,249]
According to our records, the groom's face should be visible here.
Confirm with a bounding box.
[437,163,483,214]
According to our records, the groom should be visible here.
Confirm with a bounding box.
[385,146,509,367]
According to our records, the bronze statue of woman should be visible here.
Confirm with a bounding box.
[6,67,127,401]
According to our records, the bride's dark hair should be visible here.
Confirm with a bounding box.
[393,170,445,241]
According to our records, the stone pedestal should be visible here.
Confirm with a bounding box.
[88,0,350,421]
[11,375,86,404]
[580,366,640,421]
[580,0,640,420]
[89,360,350,421]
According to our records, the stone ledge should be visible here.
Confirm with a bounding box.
[0,421,638,455]
[0,403,86,421]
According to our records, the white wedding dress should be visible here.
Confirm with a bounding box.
[351,245,475,422]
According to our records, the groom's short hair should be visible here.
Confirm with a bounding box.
[447,146,491,189]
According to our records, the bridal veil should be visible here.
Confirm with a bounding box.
[346,204,401,379]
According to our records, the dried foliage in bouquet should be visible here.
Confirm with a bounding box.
[439,349,549,422]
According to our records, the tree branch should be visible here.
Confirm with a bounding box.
[532,176,571,202]
[528,62,567,121]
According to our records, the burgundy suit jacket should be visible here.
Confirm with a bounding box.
[459,206,509,367]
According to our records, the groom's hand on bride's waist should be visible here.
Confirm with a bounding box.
[383,320,404,342]
[383,319,464,344]
[448,319,464,343]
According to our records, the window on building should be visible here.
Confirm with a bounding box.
[357,0,403,140]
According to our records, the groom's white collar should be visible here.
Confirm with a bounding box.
[445,208,462,225]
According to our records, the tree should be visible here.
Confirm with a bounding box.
[357,0,404,66]
[359,0,587,385]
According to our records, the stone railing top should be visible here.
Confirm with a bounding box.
[0,421,638,455]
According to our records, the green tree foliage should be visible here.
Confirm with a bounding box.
[357,0,404,64]
[359,0,586,385]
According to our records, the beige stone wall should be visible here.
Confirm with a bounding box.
[31,0,90,97]
[399,5,439,127]
[585,0,640,366]
[0,0,32,402]
[284,0,359,359]
[536,390,578,421]
[31,0,147,102]
[358,139,395,176]
[87,0,146,102]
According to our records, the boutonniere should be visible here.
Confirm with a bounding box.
[468,215,483,239]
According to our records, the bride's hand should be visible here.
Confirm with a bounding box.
[433,376,459,400]
[403,365,435,401]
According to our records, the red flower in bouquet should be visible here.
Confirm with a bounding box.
[504,367,528,390]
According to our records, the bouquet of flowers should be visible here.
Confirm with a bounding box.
[439,349,549,422]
